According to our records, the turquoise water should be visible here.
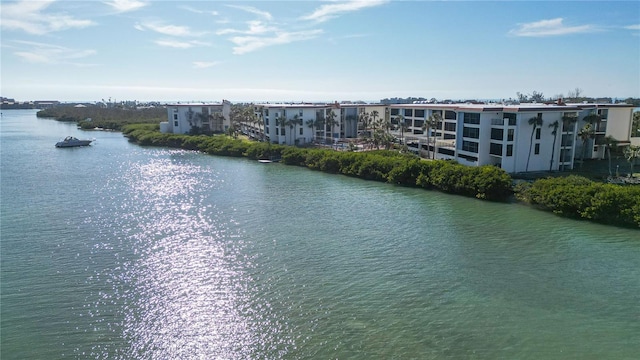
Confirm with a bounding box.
[1,110,639,359]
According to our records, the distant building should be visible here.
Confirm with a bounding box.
[252,103,387,145]
[160,101,231,134]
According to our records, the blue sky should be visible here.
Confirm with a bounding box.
[1,0,639,103]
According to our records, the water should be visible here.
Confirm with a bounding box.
[1,109,639,359]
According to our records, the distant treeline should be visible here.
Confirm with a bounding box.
[37,105,166,131]
[122,124,640,229]
[123,124,513,201]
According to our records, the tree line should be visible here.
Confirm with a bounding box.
[122,124,639,228]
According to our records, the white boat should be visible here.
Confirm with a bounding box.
[55,136,93,148]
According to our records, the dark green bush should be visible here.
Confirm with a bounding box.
[515,175,640,228]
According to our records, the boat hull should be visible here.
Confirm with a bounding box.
[55,137,92,148]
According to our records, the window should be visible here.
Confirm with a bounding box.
[491,128,504,140]
[507,129,514,141]
[174,120,178,127]
[300,127,303,135]
[404,109,413,117]
[458,154,478,162]
[490,143,503,156]
[265,118,269,126]
[463,113,480,124]
[444,122,456,131]
[445,110,456,120]
[463,126,479,139]
[390,109,399,116]
[597,109,608,119]
[281,128,286,136]
[534,143,540,154]
[173,114,178,120]
[265,109,269,116]
[462,140,478,153]
[505,113,517,126]
[266,128,269,134]
[276,128,279,136]
[535,128,541,140]
[506,144,513,156]
[415,109,425,117]
[444,134,456,140]
[414,120,424,128]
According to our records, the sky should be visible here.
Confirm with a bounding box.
[1,0,639,103]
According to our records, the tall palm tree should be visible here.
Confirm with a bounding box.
[525,115,544,172]
[325,110,338,145]
[624,145,640,177]
[396,114,407,145]
[359,111,370,139]
[602,135,618,176]
[548,120,559,171]
[257,113,265,141]
[276,115,287,143]
[577,123,595,168]
[370,110,379,134]
[306,119,315,142]
[422,113,440,159]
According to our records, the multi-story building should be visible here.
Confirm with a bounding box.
[253,103,388,146]
[160,101,231,134]
[161,98,634,174]
[389,102,634,173]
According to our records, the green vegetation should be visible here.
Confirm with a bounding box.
[515,176,640,228]
[37,105,166,131]
[122,124,513,201]
[123,125,640,229]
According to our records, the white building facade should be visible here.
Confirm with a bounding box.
[161,101,231,134]
[389,103,634,173]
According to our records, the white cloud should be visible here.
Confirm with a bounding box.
[11,40,96,64]
[103,0,147,13]
[180,5,218,16]
[135,22,207,37]
[216,21,278,36]
[226,5,273,21]
[0,0,95,35]
[624,24,640,30]
[301,0,388,23]
[154,39,211,49]
[230,29,323,55]
[509,18,597,37]
[193,61,220,69]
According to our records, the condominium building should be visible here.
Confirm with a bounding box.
[253,103,387,146]
[161,101,231,134]
[389,102,634,173]
[161,98,634,174]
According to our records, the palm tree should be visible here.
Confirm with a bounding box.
[422,113,440,159]
[577,123,595,168]
[359,112,370,139]
[583,113,602,131]
[276,115,287,143]
[602,135,618,177]
[257,113,265,141]
[624,145,640,177]
[525,114,543,172]
[397,114,407,145]
[548,120,559,171]
[325,110,338,145]
[370,110,379,134]
[306,119,315,142]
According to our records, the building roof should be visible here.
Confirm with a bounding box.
[167,102,224,106]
